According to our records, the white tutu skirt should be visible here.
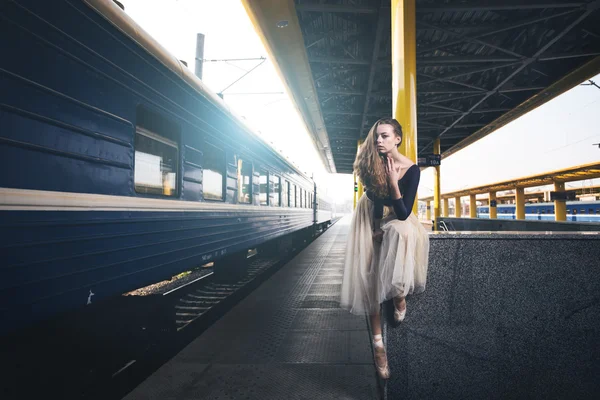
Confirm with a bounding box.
[340,193,430,315]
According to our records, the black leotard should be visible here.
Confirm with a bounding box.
[366,164,420,221]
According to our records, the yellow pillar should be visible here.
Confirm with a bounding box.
[554,182,567,221]
[489,192,497,219]
[469,194,477,218]
[515,187,525,220]
[357,178,364,201]
[392,0,417,215]
[426,201,431,221]
[443,198,449,217]
[353,173,357,210]
[356,140,364,202]
[454,196,461,217]
[433,138,441,231]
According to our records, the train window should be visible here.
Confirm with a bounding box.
[284,180,290,207]
[294,185,297,207]
[134,126,178,197]
[299,188,303,208]
[581,208,585,214]
[237,158,252,204]
[203,145,225,201]
[589,208,593,214]
[259,169,268,206]
[271,175,281,206]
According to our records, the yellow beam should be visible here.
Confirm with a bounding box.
[469,194,477,218]
[554,182,567,221]
[419,161,600,201]
[391,0,417,215]
[436,185,599,202]
[353,173,357,210]
[454,196,461,217]
[433,138,441,231]
[358,179,364,202]
[489,192,497,219]
[515,187,525,220]
[356,140,364,202]
[443,198,449,217]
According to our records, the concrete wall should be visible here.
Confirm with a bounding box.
[383,232,600,400]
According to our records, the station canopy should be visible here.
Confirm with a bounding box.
[243,0,600,173]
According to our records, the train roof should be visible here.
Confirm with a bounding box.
[83,0,310,181]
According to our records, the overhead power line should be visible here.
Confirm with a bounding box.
[201,57,266,62]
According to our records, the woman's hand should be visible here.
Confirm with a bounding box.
[372,228,384,243]
[385,156,400,184]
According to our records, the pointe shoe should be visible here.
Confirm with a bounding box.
[373,335,390,379]
[394,297,406,323]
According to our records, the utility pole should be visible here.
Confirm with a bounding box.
[195,33,205,80]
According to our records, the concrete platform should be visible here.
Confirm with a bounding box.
[124,217,380,400]
[383,230,600,400]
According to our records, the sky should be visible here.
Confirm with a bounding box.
[120,0,599,206]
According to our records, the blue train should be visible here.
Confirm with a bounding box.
[477,201,600,222]
[0,0,333,335]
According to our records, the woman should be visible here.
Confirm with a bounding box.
[340,118,430,379]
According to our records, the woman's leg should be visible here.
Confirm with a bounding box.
[370,311,381,336]
[394,296,406,311]
[393,295,407,322]
[370,309,390,379]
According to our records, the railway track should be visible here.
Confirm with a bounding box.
[1,224,337,400]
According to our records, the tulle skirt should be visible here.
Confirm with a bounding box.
[340,193,430,315]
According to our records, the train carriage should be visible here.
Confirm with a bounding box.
[477,201,600,222]
[0,0,332,335]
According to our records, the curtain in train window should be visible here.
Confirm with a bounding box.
[134,126,178,197]
[203,145,225,201]
[294,185,297,207]
[237,158,253,204]
[270,175,280,206]
[259,169,268,205]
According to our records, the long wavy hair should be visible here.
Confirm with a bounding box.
[353,118,403,198]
